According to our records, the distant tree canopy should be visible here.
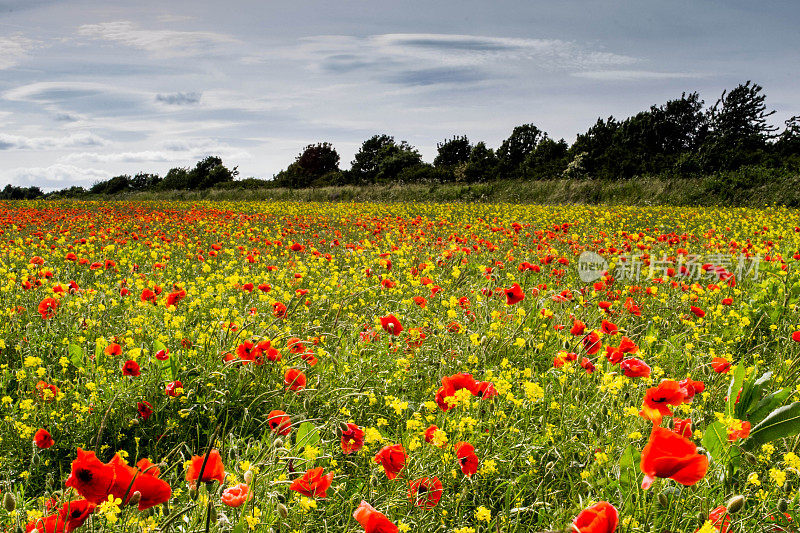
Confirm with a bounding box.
[4,81,799,198]
[274,142,340,188]
[350,135,424,184]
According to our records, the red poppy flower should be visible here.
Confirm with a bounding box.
[65,448,116,504]
[284,368,307,391]
[289,467,334,498]
[727,421,751,442]
[582,331,602,355]
[379,314,403,336]
[137,401,153,420]
[721,298,733,306]
[155,348,169,361]
[423,425,442,445]
[504,283,525,305]
[454,441,479,477]
[618,336,638,354]
[165,380,183,397]
[570,319,586,336]
[59,499,96,532]
[640,426,708,489]
[679,378,705,402]
[221,483,252,508]
[604,346,624,365]
[272,301,287,318]
[620,358,651,378]
[600,320,618,335]
[108,455,172,510]
[701,505,731,533]
[38,297,59,319]
[122,360,140,377]
[572,501,618,533]
[640,380,686,425]
[35,380,60,401]
[711,357,731,374]
[186,449,225,488]
[673,418,693,438]
[104,343,123,356]
[165,289,186,307]
[408,477,443,509]
[34,428,55,449]
[580,357,596,373]
[267,410,292,435]
[473,381,498,399]
[413,296,427,308]
[374,444,406,479]
[689,305,706,318]
[793,331,800,343]
[26,514,64,533]
[141,288,157,303]
[435,373,477,411]
[341,423,365,454]
[353,500,399,533]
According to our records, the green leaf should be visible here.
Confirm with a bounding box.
[295,421,320,451]
[727,363,746,418]
[68,344,84,368]
[618,444,641,494]
[736,370,771,418]
[232,521,246,533]
[94,338,104,359]
[702,421,728,461]
[743,402,800,450]
[748,388,792,424]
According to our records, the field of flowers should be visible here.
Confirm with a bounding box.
[2,200,800,533]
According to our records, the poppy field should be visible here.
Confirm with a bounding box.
[3,200,800,533]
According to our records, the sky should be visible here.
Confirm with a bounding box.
[0,0,798,190]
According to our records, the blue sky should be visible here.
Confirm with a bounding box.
[1,0,798,189]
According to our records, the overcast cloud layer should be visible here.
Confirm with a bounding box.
[0,0,798,189]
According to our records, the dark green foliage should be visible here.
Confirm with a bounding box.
[274,142,340,188]
[497,124,544,177]
[90,174,131,195]
[0,184,44,199]
[350,135,422,184]
[434,135,472,169]
[462,142,499,183]
[160,156,238,190]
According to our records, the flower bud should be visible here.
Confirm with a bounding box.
[273,438,284,449]
[128,491,141,507]
[129,418,140,426]
[778,499,789,513]
[277,503,288,519]
[726,495,745,514]
[339,421,351,434]
[189,487,199,500]
[244,470,253,485]
[3,491,16,512]
[657,492,669,508]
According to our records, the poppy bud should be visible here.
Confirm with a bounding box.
[339,421,351,434]
[657,492,669,508]
[244,470,253,484]
[544,461,554,471]
[3,491,16,512]
[726,495,745,514]
[273,438,284,449]
[778,499,789,513]
[277,503,288,519]
[130,418,139,426]
[189,487,199,500]
[129,491,141,506]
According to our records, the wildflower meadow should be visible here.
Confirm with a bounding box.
[2,200,800,533]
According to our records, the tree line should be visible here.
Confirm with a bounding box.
[2,80,798,199]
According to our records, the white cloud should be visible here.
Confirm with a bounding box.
[1,164,108,190]
[77,21,239,58]
[0,132,108,150]
[0,34,38,70]
[573,70,705,81]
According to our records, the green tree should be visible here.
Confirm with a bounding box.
[434,135,472,169]
[702,81,777,170]
[350,135,422,184]
[276,143,340,188]
[522,136,569,180]
[497,124,544,177]
[462,142,498,182]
